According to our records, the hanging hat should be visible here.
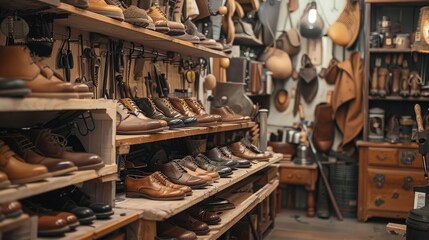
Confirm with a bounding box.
[274,89,289,112]
[327,0,361,48]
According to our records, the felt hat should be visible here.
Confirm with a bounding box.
[274,89,289,112]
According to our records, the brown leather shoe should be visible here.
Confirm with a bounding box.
[181,166,213,184]
[187,205,221,225]
[158,221,197,240]
[400,68,411,97]
[219,146,252,168]
[177,156,220,180]
[169,98,219,126]
[160,160,208,189]
[210,106,250,123]
[378,67,388,97]
[0,46,80,98]
[0,201,22,218]
[147,4,185,35]
[27,129,105,171]
[228,141,269,161]
[0,134,77,176]
[153,98,198,126]
[0,140,51,184]
[55,211,80,229]
[183,98,222,122]
[23,204,70,237]
[117,100,168,134]
[0,171,10,189]
[172,212,210,235]
[152,171,192,196]
[390,67,401,95]
[312,103,334,153]
[125,174,185,200]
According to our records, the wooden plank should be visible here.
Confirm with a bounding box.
[357,140,418,149]
[386,223,406,237]
[369,48,412,53]
[115,154,282,221]
[0,98,116,112]
[366,0,428,3]
[53,3,227,58]
[37,208,140,240]
[369,96,429,102]
[0,214,30,233]
[0,0,59,10]
[0,164,117,204]
[116,122,256,150]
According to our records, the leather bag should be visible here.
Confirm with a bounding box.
[276,7,301,56]
[258,47,292,80]
[293,54,318,115]
[325,57,340,85]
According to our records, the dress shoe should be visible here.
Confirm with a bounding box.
[22,200,79,229]
[0,134,77,176]
[0,46,80,98]
[106,0,150,27]
[147,4,185,35]
[134,97,185,129]
[55,211,80,229]
[23,204,70,237]
[181,165,213,184]
[210,106,250,123]
[172,212,210,235]
[205,148,239,169]
[116,100,168,134]
[88,0,124,20]
[0,201,22,218]
[160,160,208,189]
[27,129,105,170]
[0,78,31,97]
[66,186,114,219]
[0,171,10,189]
[125,173,185,200]
[169,98,219,126]
[312,103,334,153]
[184,98,222,122]
[228,141,269,161]
[187,205,221,225]
[0,140,51,184]
[178,156,220,180]
[240,138,270,156]
[219,146,251,168]
[158,221,197,240]
[194,154,233,178]
[153,98,198,126]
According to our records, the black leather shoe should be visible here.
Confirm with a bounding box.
[219,146,251,168]
[194,154,233,177]
[66,186,114,219]
[153,98,198,126]
[204,148,238,169]
[133,98,185,129]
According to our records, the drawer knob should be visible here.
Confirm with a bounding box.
[392,192,399,199]
[373,174,385,188]
[376,153,388,161]
[402,176,413,191]
[375,197,385,207]
[400,150,416,165]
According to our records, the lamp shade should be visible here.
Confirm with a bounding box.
[412,6,429,53]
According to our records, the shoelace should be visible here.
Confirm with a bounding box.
[155,172,170,185]
[153,4,167,19]
[181,156,199,169]
[187,99,204,113]
[172,160,187,173]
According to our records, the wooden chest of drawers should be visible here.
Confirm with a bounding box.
[357,141,426,222]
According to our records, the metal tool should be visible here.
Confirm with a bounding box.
[415,104,429,181]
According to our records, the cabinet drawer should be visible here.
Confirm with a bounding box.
[279,168,310,185]
[366,168,425,213]
[368,148,398,166]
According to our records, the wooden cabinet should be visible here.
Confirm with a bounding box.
[357,141,426,222]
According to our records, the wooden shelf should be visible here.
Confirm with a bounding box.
[366,0,428,3]
[0,98,116,112]
[114,154,282,221]
[0,214,30,233]
[369,48,412,53]
[51,3,227,58]
[0,164,117,204]
[369,96,429,101]
[0,0,59,10]
[37,208,140,240]
[357,140,418,149]
[116,122,256,153]
[199,179,279,240]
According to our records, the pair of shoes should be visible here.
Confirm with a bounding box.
[228,140,270,161]
[125,171,189,200]
[176,156,220,182]
[161,160,208,189]
[152,98,198,126]
[193,154,233,177]
[133,97,186,129]
[210,106,250,123]
[172,211,210,235]
[158,221,197,240]
[169,97,221,126]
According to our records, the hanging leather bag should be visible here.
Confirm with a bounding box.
[276,7,301,56]
[293,54,319,115]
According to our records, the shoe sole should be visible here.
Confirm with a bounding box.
[92,10,124,21]
[0,88,31,97]
[204,218,222,225]
[78,215,96,225]
[95,210,114,219]
[219,171,233,178]
[125,192,185,200]
[196,122,222,127]
[68,221,80,229]
[189,182,208,189]
[194,228,210,235]
[117,126,169,135]
[236,164,251,168]
[50,166,78,177]
[38,225,70,237]
[0,179,11,189]
[155,26,170,33]
[11,172,52,185]
[4,209,22,218]
[78,162,105,171]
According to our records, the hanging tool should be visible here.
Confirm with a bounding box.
[101,49,110,99]
[114,40,127,98]
[415,104,429,181]
[86,46,100,97]
[56,27,74,82]
[299,104,344,221]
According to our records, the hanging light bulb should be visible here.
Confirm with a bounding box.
[308,8,318,24]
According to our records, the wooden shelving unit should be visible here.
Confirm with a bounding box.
[369,96,429,101]
[0,98,116,112]
[0,214,30,233]
[37,208,141,240]
[116,122,256,154]
[115,154,281,221]
[368,48,412,53]
[0,165,117,204]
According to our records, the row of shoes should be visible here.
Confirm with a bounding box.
[116,97,250,134]
[158,205,223,239]
[0,46,93,98]
[62,0,230,51]
[0,128,104,186]
[123,139,271,200]
[23,186,113,236]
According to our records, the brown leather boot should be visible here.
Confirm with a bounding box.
[409,71,422,97]
[400,68,410,97]
[390,67,401,95]
[312,102,334,153]
[370,67,379,96]
[378,68,388,97]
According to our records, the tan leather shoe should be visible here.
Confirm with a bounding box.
[0,201,22,218]
[161,160,208,189]
[152,171,192,196]
[177,156,220,180]
[1,134,78,176]
[0,46,81,98]
[27,129,105,171]
[0,140,51,184]
[147,4,185,35]
[187,205,221,225]
[88,0,124,20]
[55,211,80,229]
[169,98,219,126]
[228,141,269,161]
[125,174,185,200]
[117,100,168,134]
[210,106,250,123]
[184,98,222,122]
[0,171,10,189]
[158,221,197,240]
[181,166,213,184]
[36,213,69,236]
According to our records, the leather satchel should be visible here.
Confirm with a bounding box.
[325,57,340,85]
[276,7,301,56]
[293,54,318,115]
[258,47,292,80]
